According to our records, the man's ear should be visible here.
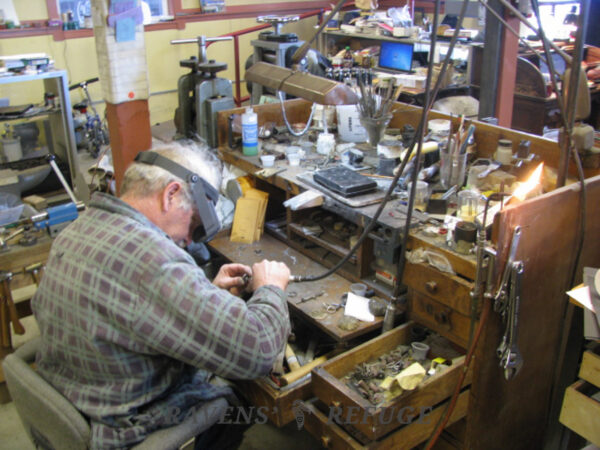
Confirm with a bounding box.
[161,181,182,211]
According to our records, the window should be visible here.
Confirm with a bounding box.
[57,0,171,27]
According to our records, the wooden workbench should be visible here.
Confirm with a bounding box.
[216,99,600,449]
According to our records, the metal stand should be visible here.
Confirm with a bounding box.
[171,36,235,148]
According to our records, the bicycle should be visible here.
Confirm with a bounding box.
[69,77,109,158]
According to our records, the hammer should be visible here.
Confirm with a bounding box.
[0,271,25,348]
[25,262,44,285]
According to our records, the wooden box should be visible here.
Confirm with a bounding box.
[559,379,600,447]
[559,346,600,447]
[311,321,471,443]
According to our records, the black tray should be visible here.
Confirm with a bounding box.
[313,166,377,197]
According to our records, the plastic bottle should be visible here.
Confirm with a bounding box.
[342,46,353,69]
[495,139,513,165]
[241,107,258,156]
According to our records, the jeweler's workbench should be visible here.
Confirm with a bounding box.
[212,99,600,449]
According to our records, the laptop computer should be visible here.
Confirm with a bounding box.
[375,40,415,74]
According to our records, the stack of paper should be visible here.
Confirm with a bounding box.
[230,188,268,244]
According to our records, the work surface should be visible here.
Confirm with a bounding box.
[209,233,383,343]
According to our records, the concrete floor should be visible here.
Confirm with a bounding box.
[0,400,320,450]
[0,318,321,450]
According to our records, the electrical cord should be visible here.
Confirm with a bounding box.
[293,0,464,284]
[278,91,316,137]
[424,285,492,450]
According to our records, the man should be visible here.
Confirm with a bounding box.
[32,143,291,448]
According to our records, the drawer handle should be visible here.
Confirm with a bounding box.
[435,310,449,325]
[321,435,331,448]
[425,281,438,293]
[331,400,341,408]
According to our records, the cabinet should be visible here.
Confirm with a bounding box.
[0,70,90,202]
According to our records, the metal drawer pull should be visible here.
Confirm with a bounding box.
[425,281,438,293]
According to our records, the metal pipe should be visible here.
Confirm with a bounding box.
[47,156,77,204]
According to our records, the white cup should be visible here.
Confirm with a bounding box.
[260,154,275,167]
[288,153,300,166]
[411,341,430,360]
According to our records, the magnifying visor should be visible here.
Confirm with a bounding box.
[134,151,221,242]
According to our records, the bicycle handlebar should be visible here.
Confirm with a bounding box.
[68,77,100,91]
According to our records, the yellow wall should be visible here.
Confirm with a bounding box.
[0,13,318,126]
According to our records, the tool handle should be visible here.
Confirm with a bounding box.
[280,355,327,386]
[0,303,10,347]
[170,36,232,45]
[6,294,25,335]
[285,344,301,371]
[1,279,25,335]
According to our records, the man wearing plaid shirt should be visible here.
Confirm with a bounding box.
[32,143,291,449]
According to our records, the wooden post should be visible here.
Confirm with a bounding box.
[90,0,152,191]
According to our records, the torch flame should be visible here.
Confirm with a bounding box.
[512,163,544,202]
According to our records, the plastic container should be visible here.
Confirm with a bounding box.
[260,154,274,167]
[407,180,429,211]
[287,153,300,166]
[0,193,24,226]
[411,341,430,360]
[241,107,258,156]
[342,46,353,69]
[1,137,22,162]
[316,132,335,156]
[495,139,513,165]
[457,189,480,222]
[350,283,367,297]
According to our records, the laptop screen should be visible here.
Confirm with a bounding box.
[378,41,414,73]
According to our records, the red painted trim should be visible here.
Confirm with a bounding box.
[6,1,432,40]
[46,0,59,20]
[171,0,182,15]
[496,14,520,128]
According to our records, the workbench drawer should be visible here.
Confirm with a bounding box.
[301,390,470,449]
[403,262,473,317]
[559,379,600,447]
[409,291,472,349]
[310,321,471,442]
[235,376,313,427]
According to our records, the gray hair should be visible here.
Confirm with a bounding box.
[120,141,221,210]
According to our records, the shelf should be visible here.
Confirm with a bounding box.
[288,222,357,265]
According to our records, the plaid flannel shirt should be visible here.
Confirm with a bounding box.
[32,192,290,449]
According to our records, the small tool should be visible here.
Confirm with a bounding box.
[325,302,344,314]
[493,226,522,314]
[299,291,325,303]
[498,261,524,380]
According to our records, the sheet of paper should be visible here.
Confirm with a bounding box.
[344,292,375,322]
[567,285,595,313]
[116,17,136,42]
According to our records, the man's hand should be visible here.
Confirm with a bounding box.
[213,263,252,296]
[250,259,291,292]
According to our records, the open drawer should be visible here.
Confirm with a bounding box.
[310,321,471,443]
[235,376,314,427]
